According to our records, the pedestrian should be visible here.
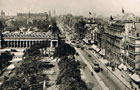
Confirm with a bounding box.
[131,84,133,89]
[129,81,132,85]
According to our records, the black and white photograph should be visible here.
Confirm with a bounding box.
[0,0,140,90]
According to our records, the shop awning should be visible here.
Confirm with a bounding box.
[91,45,100,52]
[118,63,127,70]
[83,39,89,44]
[130,73,140,82]
[7,64,15,70]
[99,49,105,56]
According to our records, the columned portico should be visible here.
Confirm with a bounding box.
[2,33,59,48]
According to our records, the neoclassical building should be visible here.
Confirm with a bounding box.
[0,32,58,49]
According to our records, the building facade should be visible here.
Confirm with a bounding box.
[17,12,49,20]
[127,36,140,69]
[104,20,134,65]
[0,32,58,49]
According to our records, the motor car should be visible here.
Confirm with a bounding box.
[76,45,80,48]
[81,47,84,50]
[76,52,79,56]
[88,54,92,57]
[72,41,76,43]
[93,62,102,72]
[91,72,94,76]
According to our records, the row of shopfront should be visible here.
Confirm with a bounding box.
[91,44,140,85]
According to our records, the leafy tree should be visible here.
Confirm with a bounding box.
[74,20,87,39]
[0,20,4,30]
[54,42,89,90]
[0,51,13,72]
[56,57,89,90]
[1,43,54,89]
[53,42,76,58]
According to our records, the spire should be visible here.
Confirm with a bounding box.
[110,16,114,20]
[89,12,92,15]
[122,8,125,14]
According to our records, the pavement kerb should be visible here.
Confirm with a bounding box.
[75,48,109,90]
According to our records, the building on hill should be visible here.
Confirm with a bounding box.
[17,12,49,21]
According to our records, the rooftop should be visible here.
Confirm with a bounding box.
[3,32,58,39]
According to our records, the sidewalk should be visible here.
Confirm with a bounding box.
[75,48,109,90]
[93,51,139,90]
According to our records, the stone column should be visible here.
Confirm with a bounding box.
[7,41,9,48]
[35,41,37,44]
[17,41,19,48]
[13,41,15,48]
[50,40,53,48]
[32,41,35,45]
[26,41,28,48]
[10,41,13,48]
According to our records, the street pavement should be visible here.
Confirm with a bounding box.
[75,55,103,90]
[82,49,130,90]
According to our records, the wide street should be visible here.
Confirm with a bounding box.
[58,22,130,90]
[78,48,130,90]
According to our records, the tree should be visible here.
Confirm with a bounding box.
[56,57,89,90]
[0,20,4,30]
[53,42,76,58]
[74,20,87,40]
[0,51,13,72]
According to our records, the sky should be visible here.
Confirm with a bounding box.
[0,0,140,17]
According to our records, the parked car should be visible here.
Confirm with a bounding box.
[93,62,102,72]
[88,54,92,57]
[76,45,80,48]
